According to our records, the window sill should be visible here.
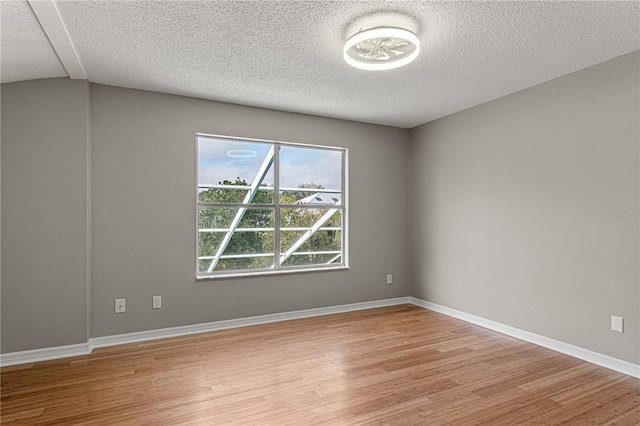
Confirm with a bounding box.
[196,265,349,281]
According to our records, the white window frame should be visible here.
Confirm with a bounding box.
[196,133,349,279]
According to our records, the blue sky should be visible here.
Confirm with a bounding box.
[198,136,342,191]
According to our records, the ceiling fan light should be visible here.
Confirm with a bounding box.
[344,27,420,71]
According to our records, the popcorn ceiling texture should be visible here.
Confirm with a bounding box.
[3,1,639,128]
[0,0,67,83]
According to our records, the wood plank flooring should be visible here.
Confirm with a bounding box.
[1,305,639,425]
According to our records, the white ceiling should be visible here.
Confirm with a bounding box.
[2,1,639,129]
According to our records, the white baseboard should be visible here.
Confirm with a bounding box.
[90,297,411,349]
[3,296,638,379]
[409,297,640,379]
[0,343,92,367]
[0,297,410,367]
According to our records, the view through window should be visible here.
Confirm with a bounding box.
[197,135,347,277]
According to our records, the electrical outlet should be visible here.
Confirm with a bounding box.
[387,274,393,284]
[115,299,126,313]
[611,316,623,333]
[153,296,162,309]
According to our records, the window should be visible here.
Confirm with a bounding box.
[197,134,347,278]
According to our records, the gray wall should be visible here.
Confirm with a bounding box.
[2,52,637,367]
[1,81,410,350]
[1,79,91,352]
[89,84,411,338]
[410,52,640,364]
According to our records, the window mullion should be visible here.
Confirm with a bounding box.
[342,148,348,268]
[273,144,281,270]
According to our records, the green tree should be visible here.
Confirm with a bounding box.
[199,179,341,272]
[198,178,274,271]
[280,183,341,267]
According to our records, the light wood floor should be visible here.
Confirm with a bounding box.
[1,305,639,425]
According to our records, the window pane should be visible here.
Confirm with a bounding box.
[279,146,342,204]
[198,136,275,204]
[198,207,274,273]
[196,136,346,277]
[280,208,342,267]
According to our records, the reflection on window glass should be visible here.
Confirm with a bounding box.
[197,135,346,276]
[198,138,273,186]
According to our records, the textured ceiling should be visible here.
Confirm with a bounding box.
[0,0,67,82]
[2,1,639,128]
